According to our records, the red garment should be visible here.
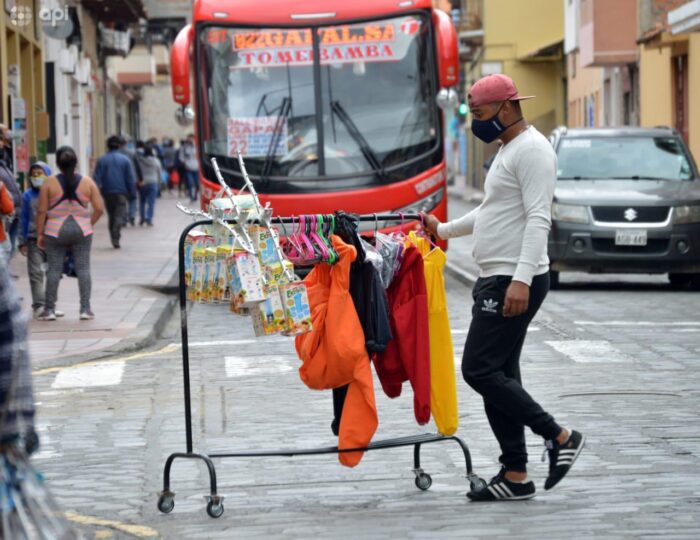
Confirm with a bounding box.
[374,244,431,425]
[295,236,378,467]
[0,184,14,242]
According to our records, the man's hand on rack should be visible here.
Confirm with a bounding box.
[420,212,442,240]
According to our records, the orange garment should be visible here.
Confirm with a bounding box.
[295,235,378,467]
[0,183,14,242]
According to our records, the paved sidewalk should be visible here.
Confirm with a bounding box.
[9,191,192,370]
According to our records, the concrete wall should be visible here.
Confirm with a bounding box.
[140,80,187,142]
[567,51,603,127]
[639,43,673,129]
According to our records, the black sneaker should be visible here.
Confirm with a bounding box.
[543,429,586,491]
[467,468,536,502]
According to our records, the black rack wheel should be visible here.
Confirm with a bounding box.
[469,475,487,492]
[157,491,175,514]
[206,497,225,518]
[414,472,432,491]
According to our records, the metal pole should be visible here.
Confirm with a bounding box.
[179,220,207,454]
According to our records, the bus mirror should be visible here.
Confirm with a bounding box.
[432,9,458,88]
[171,24,193,105]
[175,105,195,127]
[436,88,458,110]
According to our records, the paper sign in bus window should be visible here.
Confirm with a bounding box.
[228,116,288,157]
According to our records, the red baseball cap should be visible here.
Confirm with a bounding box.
[468,74,535,108]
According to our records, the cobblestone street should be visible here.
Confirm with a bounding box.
[31,271,700,538]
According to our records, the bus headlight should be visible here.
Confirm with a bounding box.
[394,188,445,216]
[552,202,589,224]
[674,205,700,224]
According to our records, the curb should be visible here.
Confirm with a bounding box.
[444,261,478,288]
[33,272,179,371]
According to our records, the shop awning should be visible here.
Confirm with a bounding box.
[82,0,146,24]
[518,39,564,62]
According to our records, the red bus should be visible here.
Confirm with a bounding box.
[170,0,458,234]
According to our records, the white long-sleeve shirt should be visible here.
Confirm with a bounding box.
[438,126,556,286]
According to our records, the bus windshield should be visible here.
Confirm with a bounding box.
[198,14,439,190]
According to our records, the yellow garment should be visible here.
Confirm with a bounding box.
[408,232,459,435]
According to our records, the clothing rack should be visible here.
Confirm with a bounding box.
[157,213,485,519]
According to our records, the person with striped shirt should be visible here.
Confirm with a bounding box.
[36,147,104,321]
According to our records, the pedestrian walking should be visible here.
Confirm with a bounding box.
[18,162,65,319]
[423,74,585,502]
[136,143,162,226]
[125,139,143,226]
[162,138,177,194]
[0,133,21,262]
[174,139,187,197]
[93,136,137,248]
[36,146,104,321]
[179,135,199,202]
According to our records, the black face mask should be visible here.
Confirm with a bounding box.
[471,102,523,143]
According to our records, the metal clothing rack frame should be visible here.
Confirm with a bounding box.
[157,213,485,518]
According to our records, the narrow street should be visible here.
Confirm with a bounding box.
[33,265,700,538]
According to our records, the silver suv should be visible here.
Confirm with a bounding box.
[548,126,700,288]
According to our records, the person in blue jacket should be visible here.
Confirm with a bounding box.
[93,136,137,248]
[19,162,64,319]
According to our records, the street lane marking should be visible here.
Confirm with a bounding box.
[574,321,700,327]
[225,355,295,378]
[186,339,258,347]
[545,340,630,363]
[52,361,125,389]
[33,344,180,376]
[64,512,159,538]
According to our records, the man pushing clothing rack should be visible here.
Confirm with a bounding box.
[423,74,585,502]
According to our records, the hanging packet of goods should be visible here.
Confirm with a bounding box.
[184,231,208,287]
[203,247,219,303]
[251,283,287,336]
[189,247,206,302]
[228,251,267,309]
[280,282,312,336]
[251,225,283,267]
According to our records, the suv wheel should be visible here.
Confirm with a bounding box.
[549,270,560,290]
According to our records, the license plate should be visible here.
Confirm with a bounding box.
[615,230,647,246]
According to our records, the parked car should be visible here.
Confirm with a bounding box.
[548,126,700,289]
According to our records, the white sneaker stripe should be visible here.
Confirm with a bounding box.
[501,484,515,498]
[488,485,502,499]
[493,484,508,498]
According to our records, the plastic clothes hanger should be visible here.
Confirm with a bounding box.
[309,215,330,263]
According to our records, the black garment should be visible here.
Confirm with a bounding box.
[332,260,393,435]
[51,174,84,209]
[462,273,561,473]
[103,194,128,246]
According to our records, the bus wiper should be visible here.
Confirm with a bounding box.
[261,96,292,182]
[331,101,387,181]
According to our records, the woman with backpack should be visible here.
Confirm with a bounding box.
[35,146,104,321]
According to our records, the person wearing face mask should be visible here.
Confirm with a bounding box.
[19,162,64,319]
[422,74,585,502]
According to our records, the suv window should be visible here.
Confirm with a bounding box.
[556,136,694,181]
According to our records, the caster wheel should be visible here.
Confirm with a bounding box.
[206,500,224,518]
[415,472,432,491]
[470,477,487,492]
[157,493,175,514]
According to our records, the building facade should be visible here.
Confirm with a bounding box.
[565,0,640,129]
[638,0,700,161]
[460,0,565,189]
[1,0,46,179]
